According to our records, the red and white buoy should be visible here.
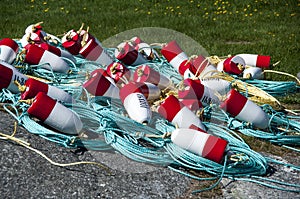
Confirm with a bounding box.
[130,36,158,60]
[157,95,206,131]
[79,37,114,67]
[220,89,269,129]
[61,29,82,55]
[171,128,228,163]
[106,62,132,84]
[0,38,19,64]
[0,61,28,93]
[217,56,246,75]
[179,99,203,113]
[178,79,220,106]
[128,82,161,100]
[133,65,172,89]
[27,92,82,134]
[189,55,217,79]
[242,67,264,79]
[24,44,70,73]
[236,54,271,68]
[115,42,147,66]
[161,40,193,78]
[20,78,74,104]
[24,23,47,44]
[119,82,152,124]
[38,43,76,64]
[83,68,120,98]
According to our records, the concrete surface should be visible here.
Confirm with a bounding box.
[1,110,299,198]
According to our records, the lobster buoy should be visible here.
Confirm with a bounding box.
[61,29,82,55]
[83,68,120,98]
[133,65,172,89]
[236,54,271,68]
[158,95,206,131]
[161,40,193,78]
[178,79,220,106]
[217,56,246,75]
[0,61,28,93]
[24,22,47,44]
[27,92,82,134]
[24,44,70,73]
[179,99,203,113]
[79,37,113,67]
[171,128,228,163]
[20,78,74,103]
[189,55,217,79]
[242,67,264,79]
[38,43,76,64]
[129,82,161,100]
[220,89,269,129]
[106,62,132,84]
[115,42,148,66]
[0,38,19,64]
[130,36,158,60]
[119,82,152,124]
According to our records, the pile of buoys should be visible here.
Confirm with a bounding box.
[0,22,299,193]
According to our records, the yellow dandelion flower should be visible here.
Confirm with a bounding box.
[30,0,34,2]
[83,7,86,10]
[66,10,69,14]
[135,8,138,11]
[223,10,227,14]
[254,9,257,12]
[178,12,182,15]
[213,17,216,21]
[43,2,47,5]
[205,12,208,15]
[243,8,247,12]
[31,5,34,8]
[197,4,200,7]
[60,7,64,10]
[276,13,279,17]
[249,13,253,16]
[176,6,180,9]
[147,11,151,15]
[245,14,248,17]
[290,13,296,17]
[236,11,239,14]
[44,8,49,12]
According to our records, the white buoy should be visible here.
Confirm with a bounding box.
[158,95,206,131]
[20,78,74,104]
[220,89,269,129]
[0,61,28,93]
[133,65,172,89]
[83,69,120,98]
[161,40,193,78]
[24,44,70,73]
[39,43,76,64]
[171,128,228,163]
[119,83,152,124]
[178,79,220,106]
[0,38,19,64]
[27,92,82,134]
[242,67,264,79]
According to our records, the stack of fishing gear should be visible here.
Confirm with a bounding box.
[0,22,299,193]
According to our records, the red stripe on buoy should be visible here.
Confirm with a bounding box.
[161,40,183,62]
[116,42,139,65]
[158,95,184,122]
[39,43,61,57]
[83,69,111,96]
[179,99,202,112]
[190,55,210,75]
[24,45,44,65]
[256,55,271,68]
[79,39,103,60]
[178,79,204,100]
[0,38,19,52]
[219,89,247,116]
[133,65,160,86]
[223,57,243,75]
[21,78,48,100]
[119,82,142,103]
[27,92,56,122]
[0,63,13,90]
[202,136,228,163]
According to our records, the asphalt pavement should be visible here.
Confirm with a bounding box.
[1,110,299,199]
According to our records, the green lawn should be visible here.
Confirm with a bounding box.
[0,0,299,80]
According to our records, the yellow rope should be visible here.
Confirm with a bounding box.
[0,122,111,174]
[263,70,300,85]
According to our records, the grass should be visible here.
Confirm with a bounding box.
[0,0,299,197]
